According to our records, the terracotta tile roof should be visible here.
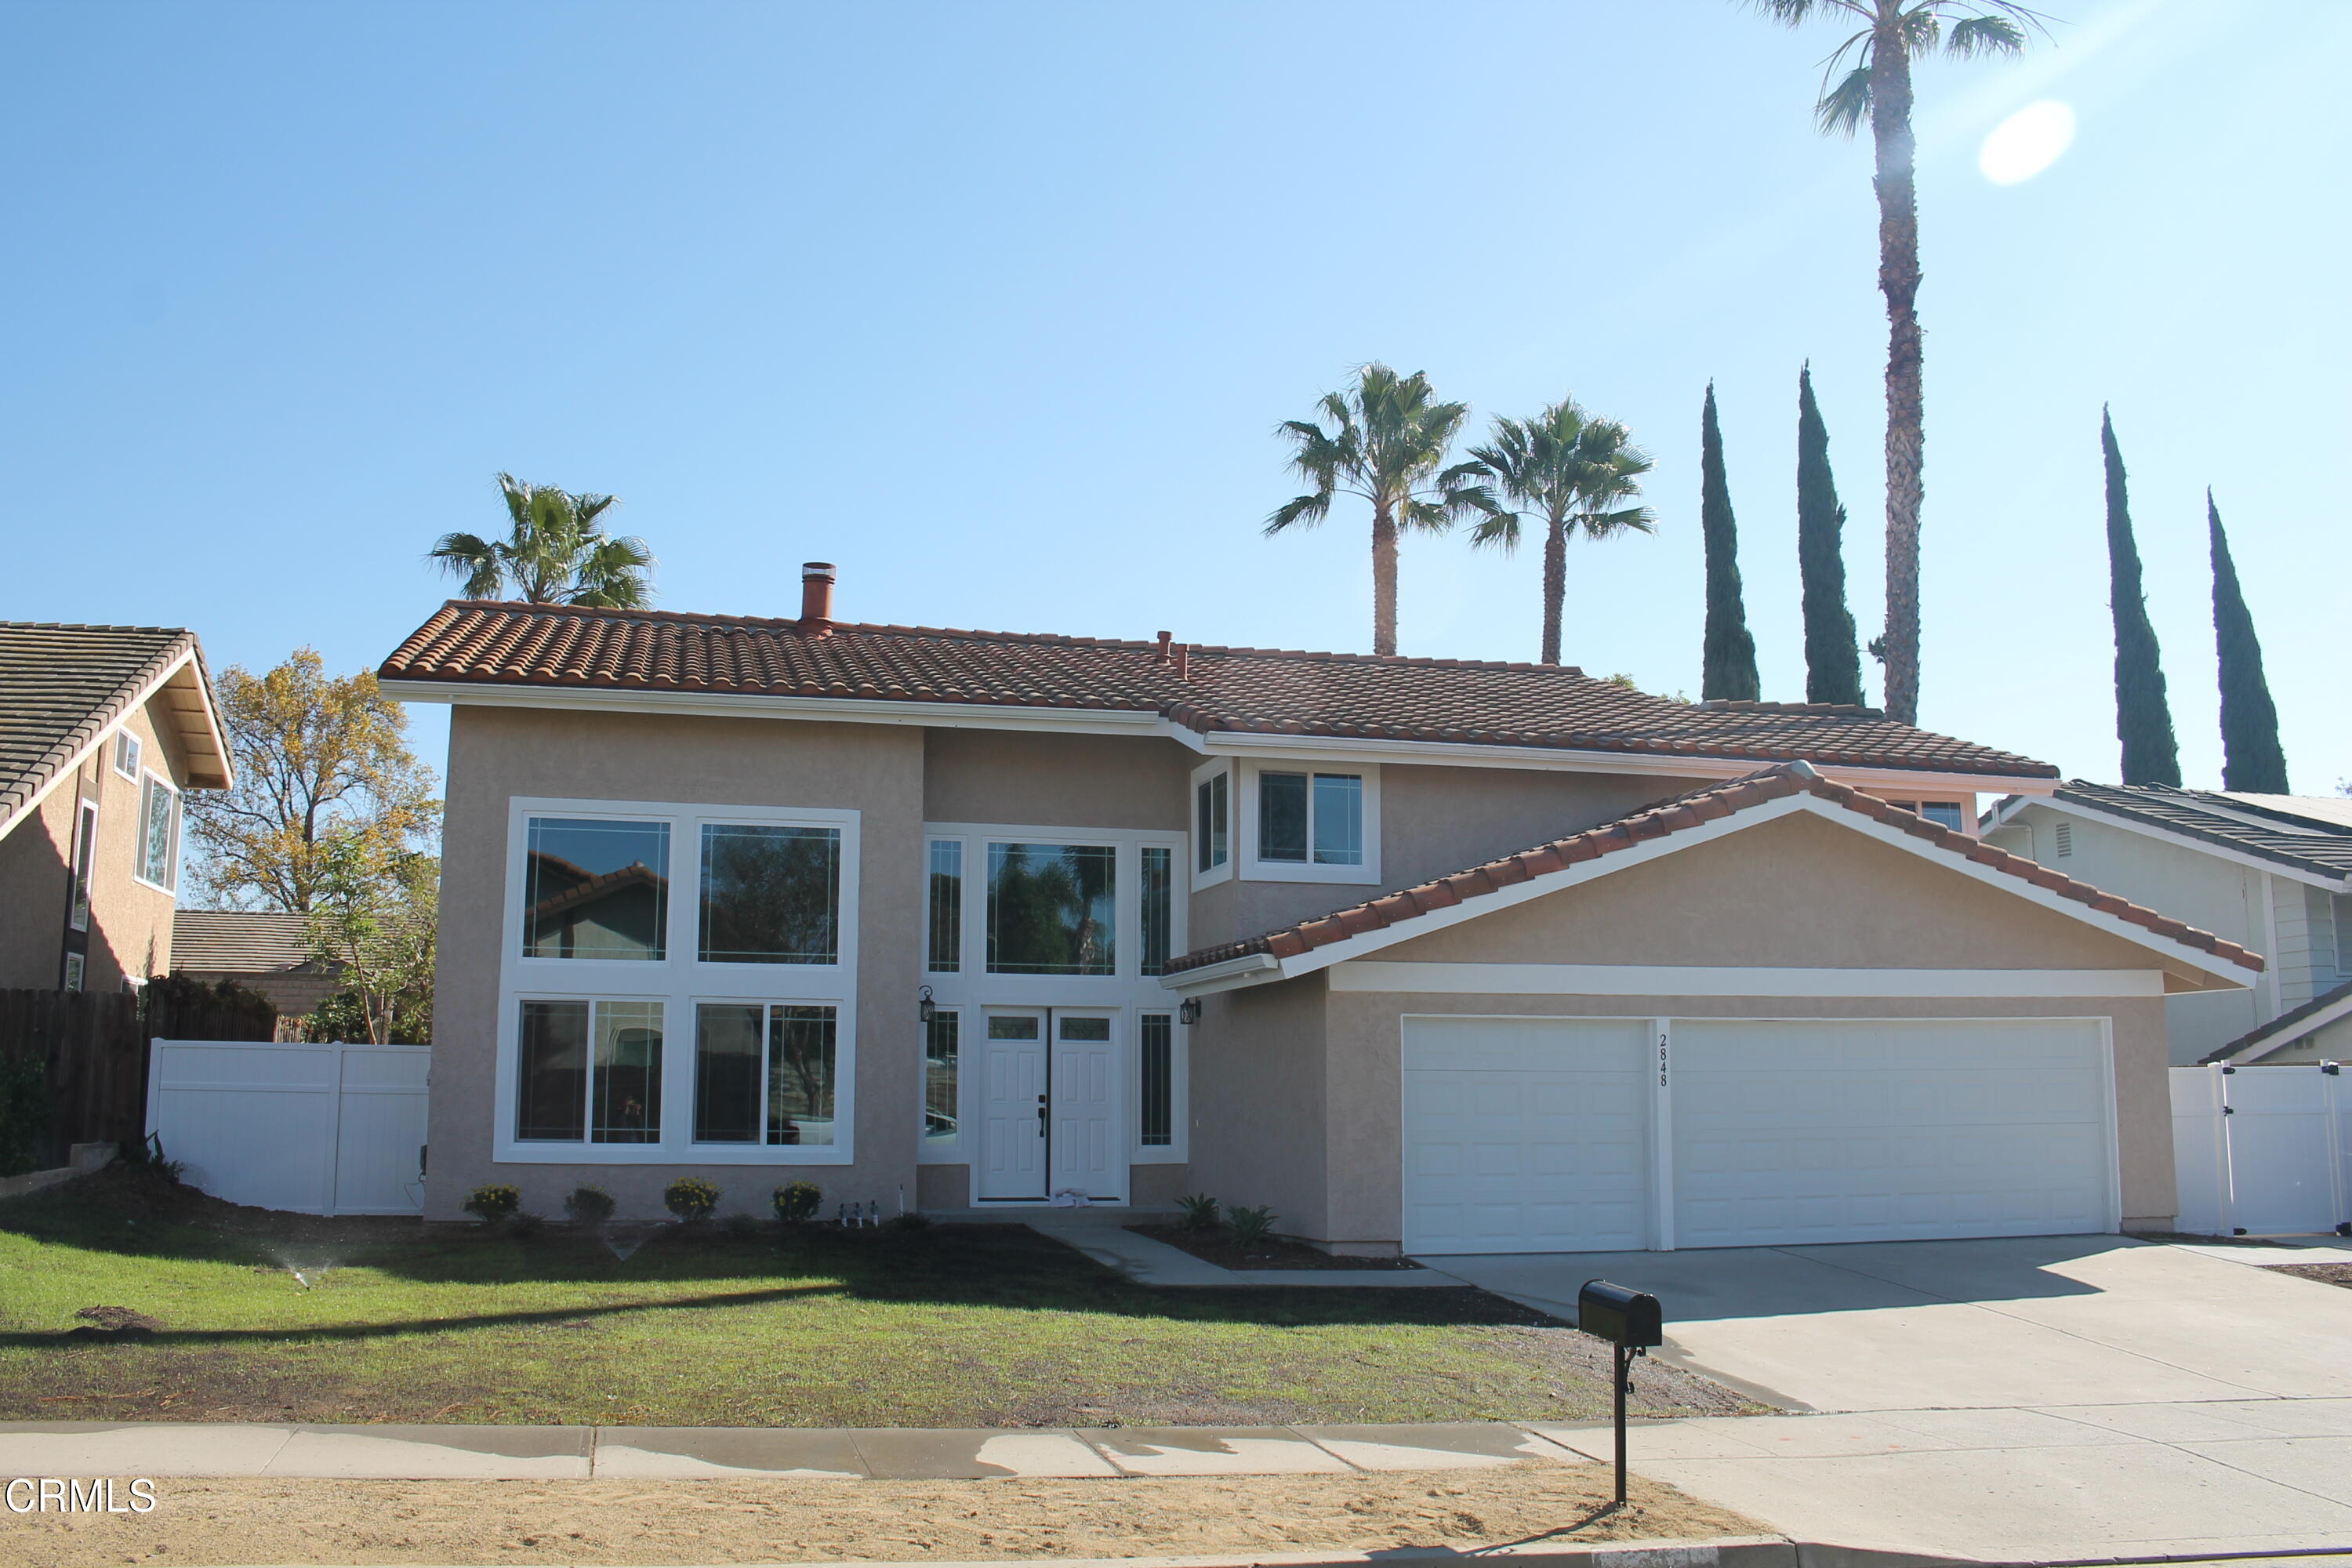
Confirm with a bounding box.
[1165,760,2265,977]
[0,622,227,837]
[381,601,2058,780]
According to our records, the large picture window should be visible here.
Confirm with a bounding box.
[517,998,664,1143]
[986,842,1116,975]
[499,798,858,1164]
[524,818,670,960]
[692,1002,839,1145]
[698,823,839,964]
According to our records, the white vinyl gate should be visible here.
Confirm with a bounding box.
[2172,1064,2352,1236]
[147,1040,429,1215]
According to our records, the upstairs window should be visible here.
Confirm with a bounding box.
[113,732,141,779]
[1258,771,1364,865]
[523,818,670,960]
[136,776,179,891]
[697,822,839,964]
[70,800,97,931]
[1140,846,1172,977]
[986,842,1116,975]
[1196,770,1229,873]
[926,840,963,972]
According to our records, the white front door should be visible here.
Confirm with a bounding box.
[1050,1011,1123,1201]
[977,1011,1047,1200]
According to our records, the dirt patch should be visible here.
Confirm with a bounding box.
[0,1469,1766,1567]
[1127,1224,1423,1271]
[2271,1262,2352,1290]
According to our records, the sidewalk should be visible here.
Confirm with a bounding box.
[1024,1213,1472,1287]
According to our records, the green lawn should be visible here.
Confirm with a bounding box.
[0,1168,1750,1428]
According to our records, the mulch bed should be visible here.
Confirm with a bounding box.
[2270,1262,2352,1290]
[1128,1223,1424,1271]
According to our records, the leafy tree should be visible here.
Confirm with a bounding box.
[183,650,441,913]
[1698,384,1762,701]
[429,473,655,607]
[1797,365,1865,706]
[2101,411,2180,787]
[2207,491,2288,793]
[1266,365,1490,656]
[1465,397,1657,666]
[304,837,437,1046]
[1751,0,2043,726]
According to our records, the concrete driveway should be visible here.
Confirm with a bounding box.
[1433,1233,2352,1412]
[1436,1235,2352,1559]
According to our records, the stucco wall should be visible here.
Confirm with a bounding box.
[1187,764,1711,953]
[922,729,1189,831]
[1186,972,1328,1236]
[426,705,926,1221]
[0,697,185,992]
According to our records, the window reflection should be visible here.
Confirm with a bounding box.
[524,818,670,960]
[985,843,1116,975]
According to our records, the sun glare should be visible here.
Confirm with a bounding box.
[1979,100,2077,186]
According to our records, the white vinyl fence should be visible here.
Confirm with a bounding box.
[2172,1063,2352,1237]
[147,1040,428,1215]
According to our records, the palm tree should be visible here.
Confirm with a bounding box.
[428,473,656,608]
[1751,1,2043,725]
[1464,399,1657,666]
[1266,365,1490,656]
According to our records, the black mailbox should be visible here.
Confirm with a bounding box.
[1579,1279,1662,1348]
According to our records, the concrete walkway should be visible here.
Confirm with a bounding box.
[0,1419,1595,1481]
[1029,1213,1468,1287]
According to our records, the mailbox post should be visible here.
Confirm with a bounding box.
[1577,1280,1662,1506]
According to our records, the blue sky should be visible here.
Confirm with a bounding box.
[4,1,2344,797]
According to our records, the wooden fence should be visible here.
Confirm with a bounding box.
[0,979,278,1171]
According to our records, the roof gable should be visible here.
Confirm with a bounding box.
[1165,762,2263,990]
[0,622,230,839]
[2000,783,2352,887]
[381,600,2058,782]
[2202,978,2352,1065]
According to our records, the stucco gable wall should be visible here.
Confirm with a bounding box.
[1374,809,2186,975]
[922,728,1189,833]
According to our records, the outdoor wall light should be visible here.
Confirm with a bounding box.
[917,985,935,1025]
[1178,997,1202,1025]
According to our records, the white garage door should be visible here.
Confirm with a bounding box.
[1401,1018,1650,1254]
[1400,1016,2114,1254]
[1671,1019,2114,1248]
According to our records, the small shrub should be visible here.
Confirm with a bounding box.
[508,1210,546,1240]
[722,1212,760,1239]
[564,1185,616,1228]
[463,1184,521,1225]
[772,1181,822,1224]
[1176,1192,1221,1232]
[1227,1204,1278,1248]
[664,1177,721,1222]
[884,1210,932,1233]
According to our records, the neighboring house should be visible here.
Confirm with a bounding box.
[170,909,346,1022]
[1985,785,2352,1065]
[0,623,230,993]
[380,566,2259,1250]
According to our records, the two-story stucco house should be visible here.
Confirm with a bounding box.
[382,566,2262,1254]
[1985,785,2352,1066]
[0,623,230,993]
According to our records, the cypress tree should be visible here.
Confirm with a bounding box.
[2101,409,2181,787]
[2208,490,2288,793]
[1795,365,1864,706]
[1699,383,1761,702]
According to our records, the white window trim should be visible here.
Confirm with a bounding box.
[492,795,861,1167]
[69,797,99,932]
[919,821,1189,1167]
[1189,757,1233,891]
[131,771,180,895]
[112,731,142,781]
[1238,759,1382,886]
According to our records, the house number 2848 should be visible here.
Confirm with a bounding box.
[1657,1032,1668,1087]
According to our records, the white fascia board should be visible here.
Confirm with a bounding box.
[1156,953,1281,995]
[1170,793,2257,996]
[379,678,1212,750]
[1200,728,2056,798]
[1329,962,2167,998]
[2222,988,2352,1064]
[0,648,209,844]
[2008,796,2352,893]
